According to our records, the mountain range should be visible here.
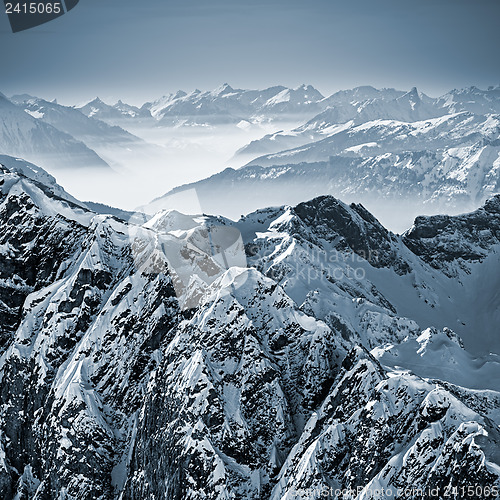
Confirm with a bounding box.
[2,84,498,229]
[73,84,328,128]
[0,154,499,499]
[10,95,142,151]
[146,85,500,230]
[77,97,152,125]
[140,83,325,125]
[0,92,110,171]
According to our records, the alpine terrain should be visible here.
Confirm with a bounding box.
[0,155,499,499]
[151,85,500,230]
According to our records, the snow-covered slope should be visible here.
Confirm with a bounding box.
[9,95,170,176]
[0,155,83,205]
[11,95,144,150]
[247,112,499,167]
[320,85,404,108]
[155,104,500,229]
[271,349,500,500]
[235,87,437,159]
[142,84,326,125]
[0,159,499,499]
[0,156,92,351]
[372,327,500,391]
[436,85,500,115]
[259,84,325,114]
[357,87,443,123]
[0,93,110,171]
[77,97,151,124]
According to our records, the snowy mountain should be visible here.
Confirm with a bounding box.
[0,157,499,498]
[236,87,449,160]
[148,125,500,231]
[357,87,443,123]
[11,95,145,150]
[258,84,325,114]
[158,94,500,229]
[247,112,500,166]
[0,92,110,171]
[8,94,171,178]
[436,85,500,115]
[76,97,152,124]
[142,84,326,125]
[144,90,188,119]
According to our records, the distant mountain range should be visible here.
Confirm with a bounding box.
[73,83,500,130]
[77,96,152,124]
[0,93,170,184]
[75,83,328,126]
[1,83,499,229]
[237,86,500,160]
[10,95,143,150]
[145,84,500,230]
[0,92,110,170]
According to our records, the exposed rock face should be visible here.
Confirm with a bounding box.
[0,158,499,499]
[403,194,500,273]
[0,161,89,351]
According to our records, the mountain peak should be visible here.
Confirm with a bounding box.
[213,83,235,95]
[87,96,107,106]
[292,84,324,101]
[405,86,420,99]
[0,154,87,209]
[295,83,315,92]
[10,93,38,104]
[354,85,378,92]
[395,86,422,108]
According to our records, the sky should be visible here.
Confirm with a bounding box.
[1,0,500,105]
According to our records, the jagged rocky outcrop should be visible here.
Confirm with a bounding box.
[403,194,500,273]
[0,158,90,351]
[0,157,499,499]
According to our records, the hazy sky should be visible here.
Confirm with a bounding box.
[1,0,499,105]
